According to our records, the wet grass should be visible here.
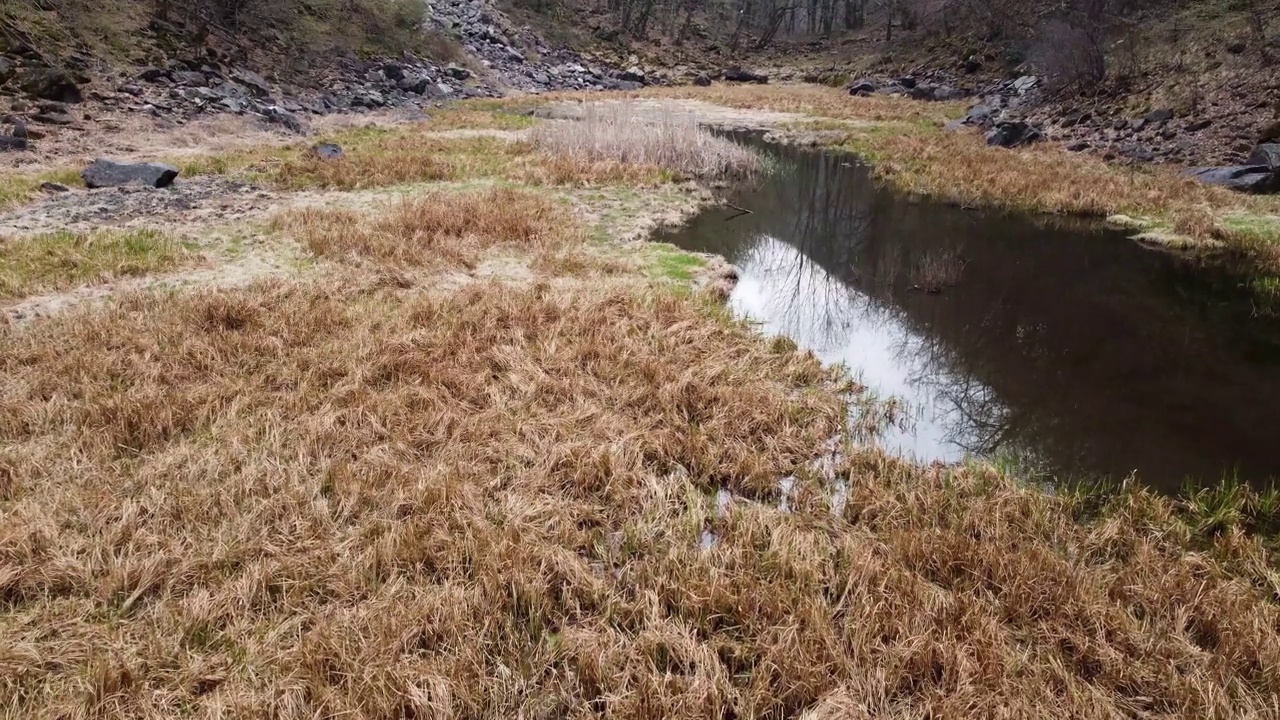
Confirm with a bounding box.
[0,227,196,299]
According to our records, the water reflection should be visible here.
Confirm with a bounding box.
[659,143,1280,492]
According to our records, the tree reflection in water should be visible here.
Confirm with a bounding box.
[660,139,1280,492]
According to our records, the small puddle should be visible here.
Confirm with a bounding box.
[658,141,1280,493]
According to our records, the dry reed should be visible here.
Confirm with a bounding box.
[530,102,762,180]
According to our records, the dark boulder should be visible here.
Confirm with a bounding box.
[1144,108,1174,125]
[619,66,647,84]
[1248,143,1280,168]
[229,68,273,99]
[18,67,84,104]
[32,110,74,126]
[1067,140,1091,152]
[139,67,170,82]
[847,78,877,96]
[0,136,28,152]
[382,62,406,81]
[83,159,180,189]
[986,121,1043,148]
[897,77,917,89]
[171,70,208,87]
[1185,119,1212,132]
[310,143,345,160]
[1184,165,1279,193]
[722,66,768,84]
[693,72,712,87]
[959,104,994,128]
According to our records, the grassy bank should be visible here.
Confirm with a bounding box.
[1,102,1279,716]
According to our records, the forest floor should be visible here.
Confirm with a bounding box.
[2,95,1280,717]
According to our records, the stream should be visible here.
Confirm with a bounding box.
[657,140,1280,493]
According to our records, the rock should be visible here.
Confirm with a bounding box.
[1011,75,1038,95]
[693,72,711,87]
[847,77,877,96]
[1226,41,1247,54]
[405,76,432,95]
[18,67,84,104]
[929,85,966,101]
[10,120,27,138]
[1258,120,1280,144]
[1067,140,1091,152]
[723,66,768,84]
[261,105,307,134]
[82,159,180,189]
[959,103,994,128]
[229,68,273,98]
[382,62,405,81]
[606,79,643,91]
[309,143,344,160]
[963,57,982,73]
[0,137,28,152]
[172,70,208,87]
[1144,108,1174,125]
[0,57,14,83]
[1186,119,1213,132]
[986,121,1043,148]
[32,111,74,126]
[1248,143,1280,168]
[445,63,472,80]
[40,182,70,193]
[119,83,144,96]
[620,66,646,83]
[139,67,169,82]
[897,77,917,89]
[1184,165,1278,193]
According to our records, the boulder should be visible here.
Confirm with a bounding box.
[382,62,406,81]
[1185,119,1212,132]
[1011,75,1038,95]
[139,67,170,82]
[18,67,84,104]
[229,68,273,98]
[693,72,712,87]
[1184,165,1278,193]
[82,159,180,188]
[846,77,876,96]
[32,110,74,126]
[310,143,344,160]
[1067,141,1091,152]
[1143,108,1174,125]
[0,136,28,152]
[896,77,917,89]
[722,66,768,84]
[1248,143,1280,168]
[986,121,1043,148]
[445,63,472,80]
[171,70,208,87]
[619,66,646,84]
[1258,121,1280,145]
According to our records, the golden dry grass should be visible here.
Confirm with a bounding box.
[0,228,196,300]
[277,186,586,272]
[1,275,1278,717]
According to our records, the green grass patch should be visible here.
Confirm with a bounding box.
[0,228,197,299]
[0,168,87,211]
[647,245,706,282]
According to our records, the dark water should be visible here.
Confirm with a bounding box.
[657,142,1280,493]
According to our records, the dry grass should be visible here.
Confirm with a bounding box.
[277,186,584,272]
[177,126,674,191]
[909,248,965,293]
[1,275,1278,716]
[530,103,763,180]
[0,228,196,300]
